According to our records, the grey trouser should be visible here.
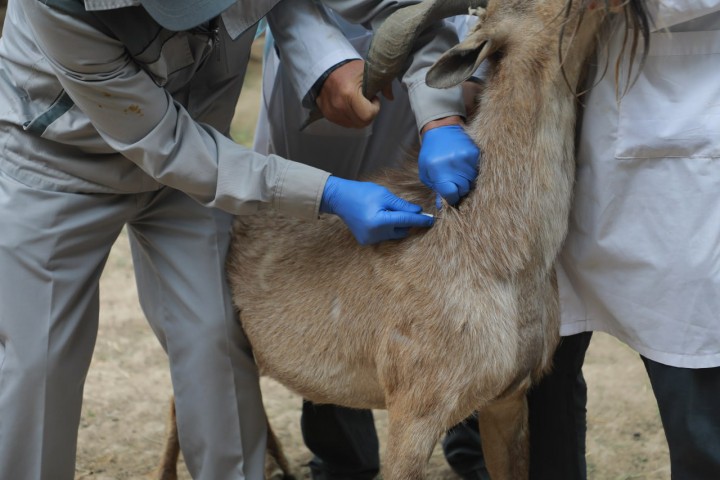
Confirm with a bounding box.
[0,169,266,480]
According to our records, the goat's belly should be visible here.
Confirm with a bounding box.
[259,356,387,410]
[240,307,388,410]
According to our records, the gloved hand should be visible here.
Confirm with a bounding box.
[320,176,434,245]
[418,124,480,208]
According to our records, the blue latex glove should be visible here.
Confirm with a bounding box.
[418,125,480,208]
[320,176,435,245]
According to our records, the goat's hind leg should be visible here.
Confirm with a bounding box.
[265,420,295,479]
[477,382,531,480]
[156,395,295,480]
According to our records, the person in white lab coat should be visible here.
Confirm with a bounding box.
[558,2,720,477]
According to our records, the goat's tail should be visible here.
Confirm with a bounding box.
[157,396,180,480]
[156,395,295,479]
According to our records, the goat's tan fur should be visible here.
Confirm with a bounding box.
[160,0,641,478]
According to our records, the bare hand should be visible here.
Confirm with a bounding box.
[316,60,391,129]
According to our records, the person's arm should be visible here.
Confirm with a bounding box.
[317,1,480,207]
[26,1,434,244]
[319,0,467,130]
[267,0,381,128]
[25,1,329,219]
[267,1,360,108]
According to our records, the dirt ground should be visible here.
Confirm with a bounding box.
[73,40,671,479]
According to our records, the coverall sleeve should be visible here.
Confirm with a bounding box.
[269,0,465,130]
[23,1,330,219]
[267,0,362,108]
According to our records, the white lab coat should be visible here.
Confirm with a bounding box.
[558,3,720,368]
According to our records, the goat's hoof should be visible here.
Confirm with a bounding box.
[266,471,295,480]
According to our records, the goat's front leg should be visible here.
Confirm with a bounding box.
[382,402,445,480]
[477,384,531,480]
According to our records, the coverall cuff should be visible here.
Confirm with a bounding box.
[299,52,363,109]
[274,161,331,220]
[408,81,466,132]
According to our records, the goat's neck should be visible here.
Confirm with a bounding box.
[438,14,603,277]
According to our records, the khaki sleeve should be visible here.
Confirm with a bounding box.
[24,0,330,219]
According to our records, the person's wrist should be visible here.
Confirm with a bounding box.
[420,115,465,136]
[320,176,339,214]
[309,59,356,105]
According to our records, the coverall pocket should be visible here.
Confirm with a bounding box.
[22,91,74,136]
[615,30,720,159]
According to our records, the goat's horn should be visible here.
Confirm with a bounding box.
[363,0,488,98]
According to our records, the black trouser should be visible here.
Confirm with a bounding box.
[301,402,380,480]
[642,357,720,480]
[301,332,592,480]
[527,332,591,480]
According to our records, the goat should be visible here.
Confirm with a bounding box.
[0,1,6,36]
[160,0,650,478]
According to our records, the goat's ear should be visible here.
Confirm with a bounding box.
[427,34,495,89]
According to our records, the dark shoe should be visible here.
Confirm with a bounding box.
[308,463,378,480]
[457,468,491,480]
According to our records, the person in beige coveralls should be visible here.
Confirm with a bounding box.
[0,0,479,479]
